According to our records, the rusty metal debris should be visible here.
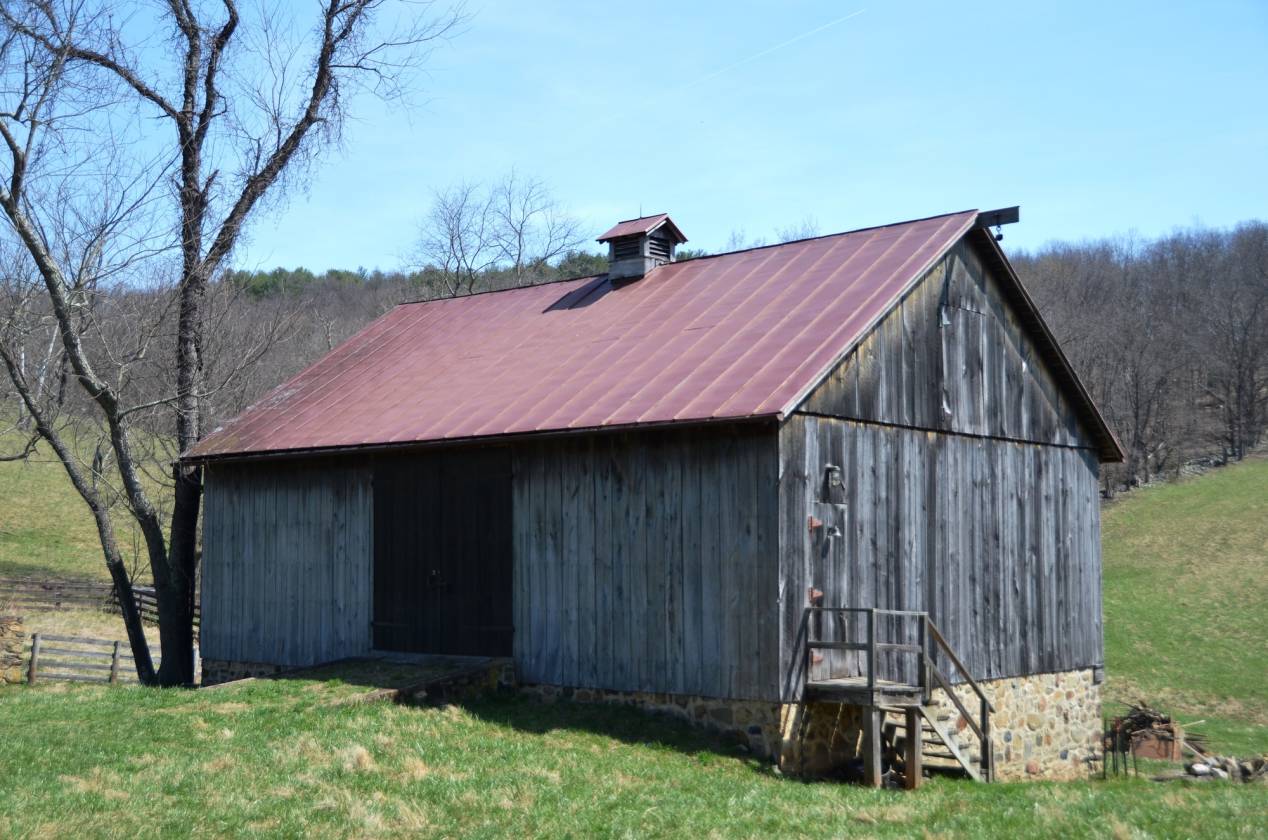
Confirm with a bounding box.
[1107,703,1191,762]
[1103,702,1266,783]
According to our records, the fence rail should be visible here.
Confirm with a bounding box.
[0,577,199,639]
[126,586,201,638]
[25,632,152,685]
[0,577,113,612]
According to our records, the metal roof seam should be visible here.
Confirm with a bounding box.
[674,225,924,421]
[769,212,979,418]
[185,209,1098,461]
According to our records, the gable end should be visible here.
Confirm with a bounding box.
[793,230,1123,460]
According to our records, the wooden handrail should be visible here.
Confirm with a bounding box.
[805,606,928,617]
[866,609,876,691]
[925,618,995,713]
[927,660,984,741]
[802,607,994,782]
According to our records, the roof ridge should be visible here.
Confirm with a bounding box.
[675,208,979,264]
[397,209,979,307]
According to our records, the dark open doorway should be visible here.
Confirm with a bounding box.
[372,447,513,656]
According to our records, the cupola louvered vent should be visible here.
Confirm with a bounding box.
[647,234,673,262]
[596,213,688,281]
[613,237,642,261]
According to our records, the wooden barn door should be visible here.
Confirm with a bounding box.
[372,448,513,656]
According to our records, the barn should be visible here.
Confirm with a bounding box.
[185,209,1122,785]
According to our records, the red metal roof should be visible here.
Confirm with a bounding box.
[187,211,979,459]
[596,213,686,243]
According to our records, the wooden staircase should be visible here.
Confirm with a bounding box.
[803,607,994,788]
[884,705,985,783]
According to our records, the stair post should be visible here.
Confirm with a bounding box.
[904,707,922,790]
[919,615,931,705]
[980,697,992,781]
[863,705,883,788]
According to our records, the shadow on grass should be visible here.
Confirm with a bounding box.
[266,655,500,692]
[453,690,787,777]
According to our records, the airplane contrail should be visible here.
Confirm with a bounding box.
[676,8,867,92]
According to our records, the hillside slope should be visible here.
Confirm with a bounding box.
[1101,455,1268,753]
[0,444,114,582]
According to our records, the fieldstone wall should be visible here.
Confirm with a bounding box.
[520,667,1101,782]
[200,658,288,686]
[1,615,26,685]
[926,668,1102,781]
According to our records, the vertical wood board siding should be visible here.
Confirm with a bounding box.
[513,425,781,701]
[800,239,1088,449]
[201,460,373,667]
[777,415,1102,701]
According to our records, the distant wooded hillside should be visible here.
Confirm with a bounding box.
[4,221,1265,496]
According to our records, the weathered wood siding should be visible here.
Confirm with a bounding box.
[779,236,1104,700]
[201,459,373,667]
[800,239,1089,448]
[778,416,1102,699]
[512,425,781,701]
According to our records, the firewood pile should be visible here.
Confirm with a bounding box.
[1106,703,1197,762]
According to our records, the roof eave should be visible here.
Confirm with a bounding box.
[181,412,782,465]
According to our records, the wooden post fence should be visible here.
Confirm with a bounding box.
[24,633,146,685]
[26,632,40,685]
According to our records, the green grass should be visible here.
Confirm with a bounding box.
[1101,455,1268,754]
[0,679,1265,839]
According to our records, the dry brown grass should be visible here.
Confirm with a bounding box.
[339,745,377,772]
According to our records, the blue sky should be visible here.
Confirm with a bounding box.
[239,0,1268,272]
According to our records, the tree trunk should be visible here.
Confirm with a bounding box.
[108,559,157,685]
[155,464,202,685]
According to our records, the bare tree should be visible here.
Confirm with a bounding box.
[414,171,583,296]
[0,0,463,685]
[1016,221,1268,494]
[415,181,499,297]
[775,216,820,243]
[1194,224,1268,460]
[489,170,583,285]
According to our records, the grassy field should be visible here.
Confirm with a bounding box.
[1101,455,1268,754]
[0,449,115,582]
[0,677,1264,839]
[0,425,162,583]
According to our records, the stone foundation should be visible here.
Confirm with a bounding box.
[1,615,26,685]
[412,658,518,703]
[200,658,289,686]
[929,668,1102,780]
[521,668,1102,782]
